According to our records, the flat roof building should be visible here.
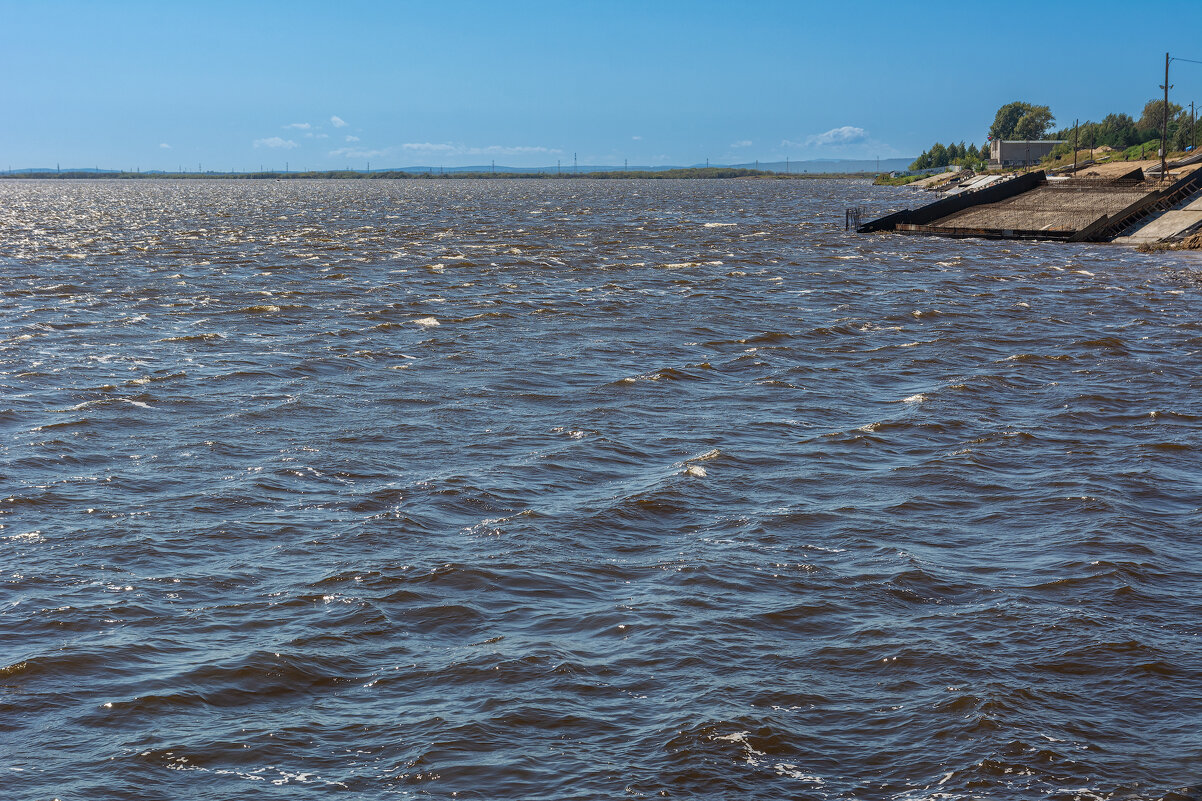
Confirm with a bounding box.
[989,139,1065,168]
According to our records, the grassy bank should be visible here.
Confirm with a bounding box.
[872,173,928,186]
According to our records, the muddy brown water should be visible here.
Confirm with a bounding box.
[2,178,1201,800]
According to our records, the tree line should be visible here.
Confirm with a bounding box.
[1048,99,1200,157]
[908,99,1201,172]
[909,142,990,171]
[910,101,1054,171]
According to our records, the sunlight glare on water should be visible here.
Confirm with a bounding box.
[2,178,1201,800]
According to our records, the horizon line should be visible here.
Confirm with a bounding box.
[0,157,917,176]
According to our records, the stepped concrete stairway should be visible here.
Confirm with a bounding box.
[1112,192,1202,245]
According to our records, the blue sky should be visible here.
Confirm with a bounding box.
[4,0,1202,170]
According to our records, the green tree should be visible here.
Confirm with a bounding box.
[989,102,1027,141]
[1013,106,1054,140]
[1138,99,1183,134]
[929,142,948,167]
[989,101,1053,141]
[1170,110,1196,151]
[1098,113,1138,148]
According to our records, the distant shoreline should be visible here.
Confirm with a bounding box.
[0,167,877,181]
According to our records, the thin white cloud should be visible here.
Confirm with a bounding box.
[159,142,171,149]
[254,136,299,149]
[631,135,642,141]
[483,145,562,155]
[329,146,389,159]
[326,141,563,164]
[330,116,348,128]
[400,142,562,156]
[401,142,456,152]
[284,122,311,130]
[788,126,869,148]
[731,139,752,148]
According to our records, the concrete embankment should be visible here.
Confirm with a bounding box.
[860,162,1202,245]
[1112,194,1202,245]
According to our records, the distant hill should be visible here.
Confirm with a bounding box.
[7,167,122,174]
[376,159,913,175]
[3,158,916,177]
[731,158,913,174]
[393,164,695,175]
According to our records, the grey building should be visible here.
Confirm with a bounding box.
[989,139,1065,167]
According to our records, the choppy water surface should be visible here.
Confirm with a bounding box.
[2,178,1202,800]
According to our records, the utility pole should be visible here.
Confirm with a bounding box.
[786,156,789,174]
[1193,101,1197,151]
[574,152,577,174]
[1162,51,1171,181]
[1073,119,1079,174]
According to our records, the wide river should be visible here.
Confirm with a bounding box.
[2,178,1201,800]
